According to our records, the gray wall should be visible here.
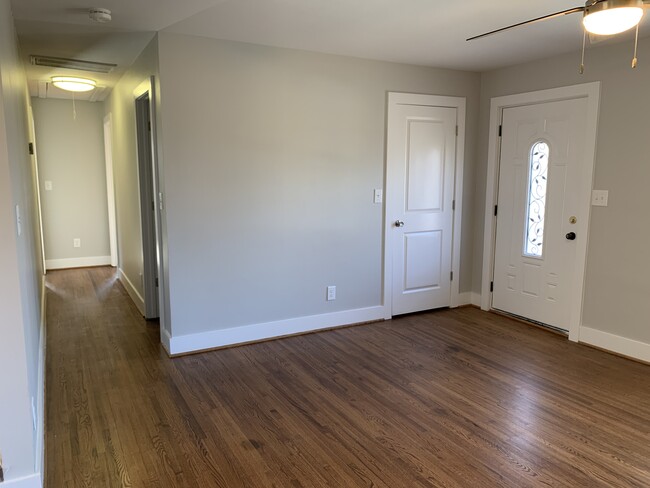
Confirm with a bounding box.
[157,33,481,336]
[32,98,110,264]
[475,37,650,344]
[0,0,44,481]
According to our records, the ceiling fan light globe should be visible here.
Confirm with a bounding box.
[583,7,644,35]
[51,76,97,92]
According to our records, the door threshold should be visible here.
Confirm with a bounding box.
[490,309,568,337]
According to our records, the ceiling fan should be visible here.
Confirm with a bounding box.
[467,0,647,70]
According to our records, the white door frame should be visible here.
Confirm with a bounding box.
[383,92,466,318]
[481,82,600,342]
[134,77,168,335]
[103,113,119,267]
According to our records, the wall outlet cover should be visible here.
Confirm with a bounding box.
[327,285,336,301]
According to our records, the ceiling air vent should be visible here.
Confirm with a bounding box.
[30,55,116,74]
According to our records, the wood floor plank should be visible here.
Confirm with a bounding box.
[45,267,650,487]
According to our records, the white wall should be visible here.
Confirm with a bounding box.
[157,33,480,346]
[104,35,164,319]
[0,0,45,484]
[475,37,650,351]
[32,98,110,269]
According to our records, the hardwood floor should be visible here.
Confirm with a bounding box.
[45,267,650,487]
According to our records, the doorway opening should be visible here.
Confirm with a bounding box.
[135,91,159,319]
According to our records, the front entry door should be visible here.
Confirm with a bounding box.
[387,98,458,315]
[493,98,588,330]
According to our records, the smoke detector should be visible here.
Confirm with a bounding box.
[89,8,111,23]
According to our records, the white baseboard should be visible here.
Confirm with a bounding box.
[161,328,172,355]
[2,473,42,488]
[580,326,650,363]
[168,305,386,355]
[456,292,481,307]
[35,276,46,478]
[118,268,145,316]
[45,255,111,270]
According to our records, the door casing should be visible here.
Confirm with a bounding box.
[481,82,601,342]
[383,92,466,318]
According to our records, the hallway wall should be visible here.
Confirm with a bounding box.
[32,98,111,270]
[0,0,45,483]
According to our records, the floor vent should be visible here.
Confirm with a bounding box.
[30,55,116,73]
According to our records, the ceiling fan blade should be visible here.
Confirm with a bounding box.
[467,6,585,41]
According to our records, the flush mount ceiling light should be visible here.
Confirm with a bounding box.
[51,76,97,92]
[467,0,648,71]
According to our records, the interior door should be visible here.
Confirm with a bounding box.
[493,98,587,330]
[387,102,457,315]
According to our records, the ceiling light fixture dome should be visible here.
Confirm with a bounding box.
[51,76,97,92]
[583,0,644,35]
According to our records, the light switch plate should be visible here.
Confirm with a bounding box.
[591,190,608,207]
[44,180,53,191]
[373,189,383,204]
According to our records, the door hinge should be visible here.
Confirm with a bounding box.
[490,281,494,292]
[155,277,159,287]
[494,205,498,216]
[450,271,454,281]
[452,199,456,211]
[498,125,502,137]
[28,142,34,155]
[455,125,459,136]
[148,121,152,131]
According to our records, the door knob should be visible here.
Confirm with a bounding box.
[565,232,576,240]
[395,220,405,227]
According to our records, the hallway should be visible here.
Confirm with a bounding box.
[45,267,650,487]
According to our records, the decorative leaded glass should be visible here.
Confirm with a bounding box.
[524,142,549,257]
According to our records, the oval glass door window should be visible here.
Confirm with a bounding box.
[524,141,549,257]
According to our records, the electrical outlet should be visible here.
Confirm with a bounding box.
[327,285,336,301]
[73,238,81,248]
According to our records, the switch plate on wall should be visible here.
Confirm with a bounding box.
[327,285,336,301]
[73,238,81,248]
[373,189,383,204]
[591,190,609,207]
[44,180,53,191]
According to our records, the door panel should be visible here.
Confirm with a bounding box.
[388,103,456,315]
[404,230,442,291]
[493,98,587,330]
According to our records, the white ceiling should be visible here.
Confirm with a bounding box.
[11,0,650,100]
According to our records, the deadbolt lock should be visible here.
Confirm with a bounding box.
[569,216,577,224]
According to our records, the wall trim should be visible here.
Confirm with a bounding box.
[45,256,111,270]
[35,276,46,479]
[480,82,601,343]
[2,473,42,488]
[579,327,650,363]
[118,268,145,315]
[168,306,386,356]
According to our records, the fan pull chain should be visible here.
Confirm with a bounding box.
[72,92,77,120]
[632,24,639,68]
[579,29,586,74]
